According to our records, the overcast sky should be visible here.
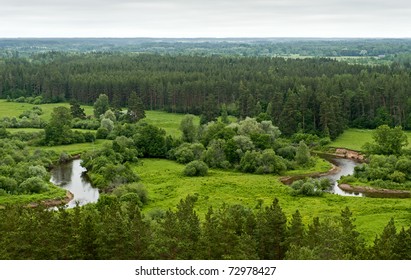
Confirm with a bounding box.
[1,0,410,38]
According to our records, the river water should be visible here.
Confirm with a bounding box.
[50,159,99,208]
[321,157,363,197]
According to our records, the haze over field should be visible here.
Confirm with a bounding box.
[1,0,410,38]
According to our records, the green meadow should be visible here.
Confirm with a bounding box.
[0,99,94,121]
[134,158,411,243]
[144,110,200,138]
[0,100,200,138]
[329,128,411,151]
[29,139,112,156]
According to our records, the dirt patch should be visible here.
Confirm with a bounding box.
[26,191,74,208]
[339,184,411,198]
[334,148,365,161]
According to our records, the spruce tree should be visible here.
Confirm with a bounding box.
[256,198,288,259]
[127,91,145,123]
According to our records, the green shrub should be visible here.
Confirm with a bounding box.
[18,177,49,194]
[96,127,109,139]
[183,160,208,177]
[113,183,148,205]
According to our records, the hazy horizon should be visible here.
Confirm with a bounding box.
[1,0,410,38]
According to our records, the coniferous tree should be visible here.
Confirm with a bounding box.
[127,91,145,123]
[339,207,363,259]
[70,100,86,119]
[256,198,288,259]
[287,210,305,247]
[372,218,397,260]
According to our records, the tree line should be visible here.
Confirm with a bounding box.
[0,195,409,260]
[1,53,411,139]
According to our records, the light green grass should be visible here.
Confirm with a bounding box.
[0,100,94,121]
[330,128,411,151]
[134,158,411,243]
[0,99,200,138]
[29,139,111,156]
[144,111,200,138]
[284,157,331,176]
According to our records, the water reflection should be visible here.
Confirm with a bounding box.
[50,159,99,208]
[322,157,363,197]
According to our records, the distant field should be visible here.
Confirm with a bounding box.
[134,158,411,243]
[144,110,200,138]
[0,100,94,121]
[330,128,411,151]
[0,99,201,138]
[29,139,112,156]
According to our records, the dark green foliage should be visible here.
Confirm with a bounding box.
[290,178,331,196]
[127,91,145,123]
[0,195,410,260]
[295,140,312,166]
[202,139,229,169]
[2,51,411,137]
[96,127,109,139]
[152,195,201,259]
[239,149,287,175]
[44,106,73,145]
[183,160,208,177]
[81,142,139,190]
[179,114,197,143]
[0,139,56,195]
[220,104,229,124]
[287,210,305,248]
[132,122,167,158]
[256,198,288,259]
[70,100,86,119]
[363,125,408,155]
[339,207,364,259]
[93,94,110,118]
[112,183,148,206]
[372,218,397,260]
[172,142,205,164]
[352,154,411,189]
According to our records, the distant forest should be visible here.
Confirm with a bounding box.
[1,38,411,139]
[1,38,411,59]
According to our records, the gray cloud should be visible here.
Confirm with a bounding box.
[0,0,410,37]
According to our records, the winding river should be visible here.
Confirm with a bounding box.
[50,159,99,208]
[321,157,363,197]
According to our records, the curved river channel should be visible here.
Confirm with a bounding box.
[321,157,363,197]
[50,159,99,208]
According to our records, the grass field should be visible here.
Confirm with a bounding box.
[0,99,94,121]
[330,128,411,151]
[29,139,112,156]
[144,110,200,138]
[134,158,411,243]
[0,99,199,138]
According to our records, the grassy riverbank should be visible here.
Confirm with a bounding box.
[0,184,67,206]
